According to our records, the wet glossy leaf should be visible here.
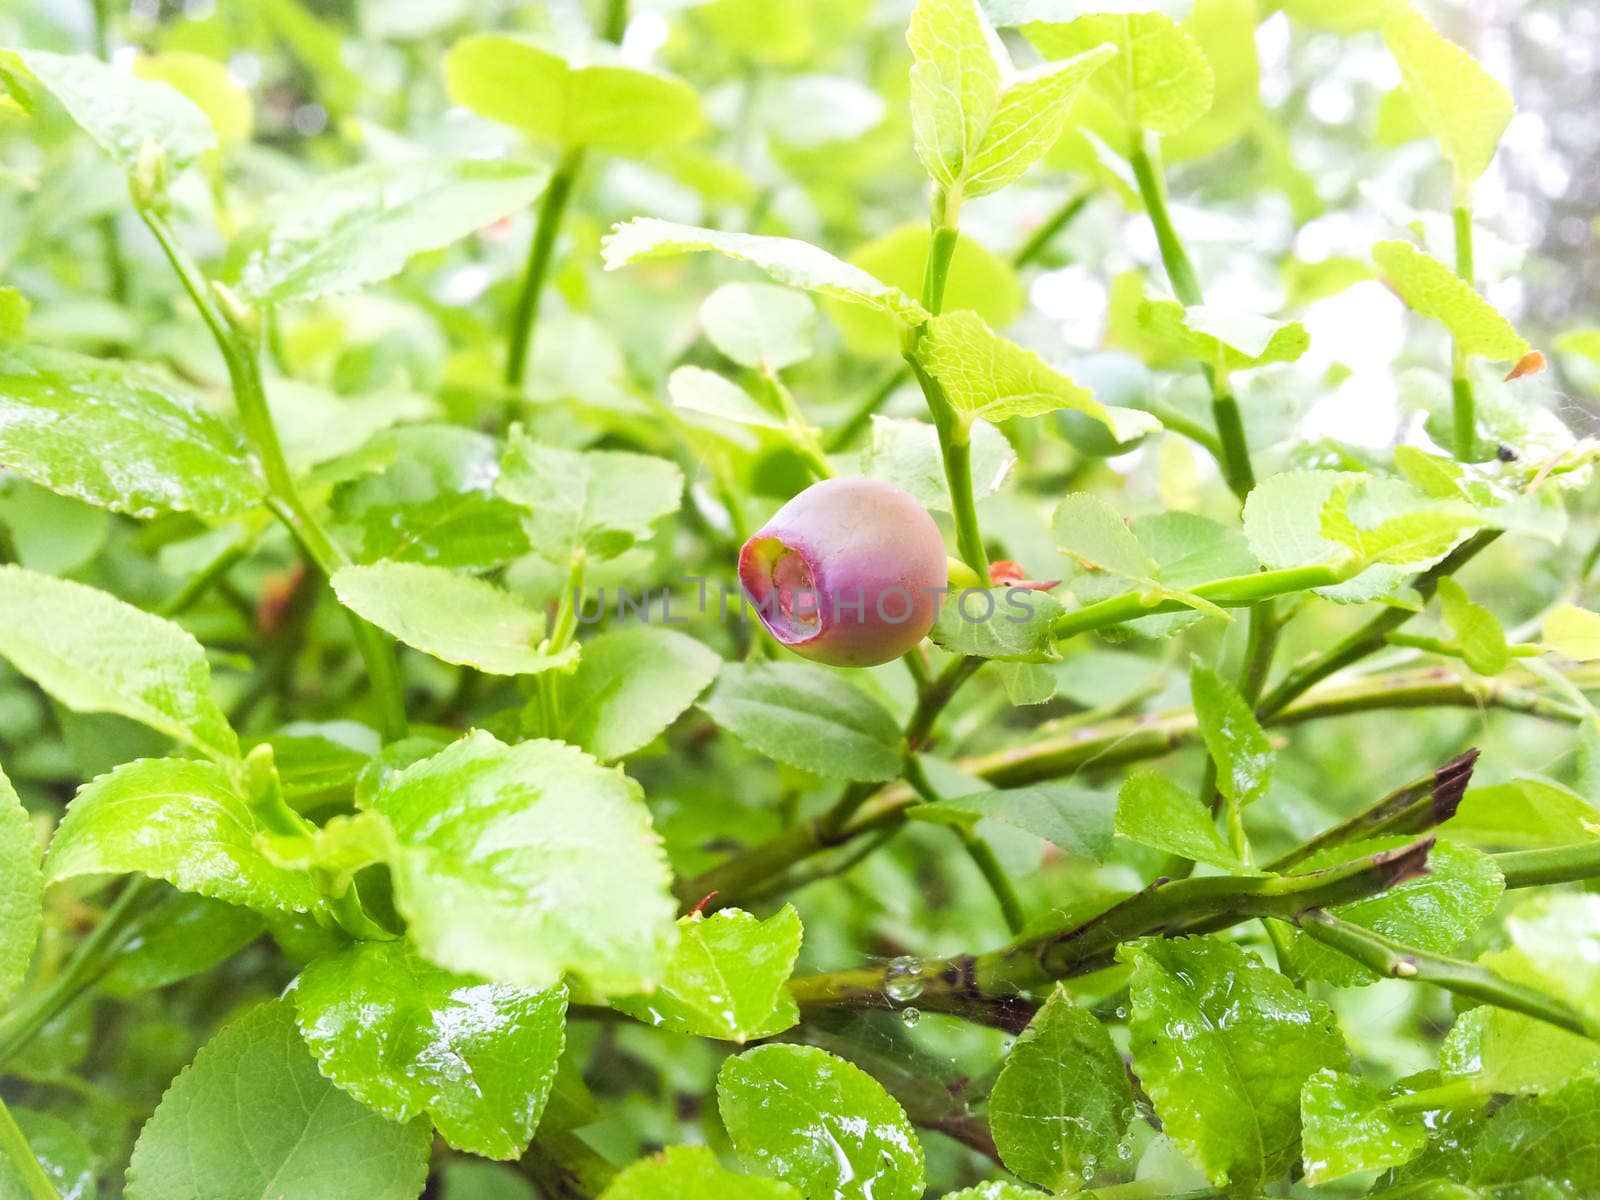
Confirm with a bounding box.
[1123,937,1346,1191]
[0,344,264,519]
[700,283,816,371]
[125,1001,431,1200]
[496,432,684,565]
[603,219,930,324]
[0,567,238,762]
[1383,5,1512,189]
[3,48,215,169]
[230,159,551,305]
[1191,664,1273,808]
[613,906,802,1042]
[989,986,1134,1190]
[1441,1004,1600,1097]
[0,760,41,1007]
[1300,1069,1425,1184]
[445,36,703,155]
[1116,770,1241,869]
[333,563,576,676]
[700,662,903,781]
[600,1146,800,1200]
[44,757,324,915]
[918,311,1114,430]
[1466,1076,1600,1192]
[364,732,677,994]
[556,626,721,762]
[1374,240,1530,361]
[292,939,568,1159]
[718,1043,925,1200]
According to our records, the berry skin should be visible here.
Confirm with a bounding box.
[739,477,948,667]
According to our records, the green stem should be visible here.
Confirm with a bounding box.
[505,146,585,389]
[1012,187,1092,268]
[1129,136,1202,307]
[1299,910,1600,1040]
[920,221,960,316]
[599,0,628,41]
[906,755,1025,934]
[1497,841,1600,890]
[1209,378,1255,497]
[157,534,251,617]
[825,365,907,452]
[139,207,408,741]
[0,1097,57,1200]
[1451,204,1476,459]
[90,0,129,306]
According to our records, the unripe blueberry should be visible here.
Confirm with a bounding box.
[739,477,948,667]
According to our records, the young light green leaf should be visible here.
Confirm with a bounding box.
[445,36,703,156]
[0,344,265,519]
[0,761,41,1008]
[292,939,568,1160]
[1300,1069,1426,1184]
[602,218,930,324]
[907,0,1001,191]
[133,50,252,147]
[1191,664,1273,808]
[1117,770,1242,869]
[1123,937,1346,1191]
[669,365,785,430]
[333,563,575,677]
[0,566,238,762]
[365,732,678,995]
[700,283,816,371]
[988,986,1134,1191]
[3,48,216,170]
[1543,603,1600,661]
[918,311,1114,431]
[496,432,684,564]
[1053,492,1158,580]
[229,159,551,306]
[912,783,1114,861]
[1438,578,1509,674]
[1288,838,1505,986]
[44,757,324,915]
[1025,13,1215,140]
[1441,1004,1600,1097]
[718,1043,925,1200]
[1319,476,1484,567]
[1383,4,1512,192]
[1374,239,1530,361]
[701,662,903,782]
[929,587,1064,661]
[1137,301,1310,370]
[601,1146,801,1200]
[125,1000,431,1200]
[555,626,721,762]
[964,47,1117,196]
[613,906,802,1042]
[1450,776,1600,849]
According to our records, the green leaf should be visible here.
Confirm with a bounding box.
[700,283,816,371]
[937,1187,1037,1200]
[3,48,215,170]
[0,1109,95,1200]
[1438,578,1510,674]
[0,566,238,762]
[496,431,684,564]
[600,1146,800,1200]
[1319,476,1484,567]
[1373,239,1530,361]
[860,415,1015,513]
[603,218,930,325]
[133,50,253,146]
[718,1043,925,1200]
[1025,13,1215,141]
[929,587,1064,661]
[700,662,903,782]
[613,906,802,1042]
[669,365,785,430]
[1137,301,1310,370]
[1383,4,1512,191]
[125,1000,431,1200]
[988,986,1134,1190]
[1300,1069,1425,1184]
[0,760,41,1007]
[229,159,551,306]
[0,344,265,518]
[364,732,677,994]
[1116,770,1241,869]
[918,311,1114,431]
[445,36,703,155]
[100,890,263,996]
[913,783,1114,861]
[292,939,568,1160]
[1490,893,1600,1024]
[964,47,1117,197]
[44,757,324,915]
[556,626,721,762]
[1543,604,1600,661]
[1053,492,1158,580]
[1123,937,1346,1190]
[1442,1004,1600,1097]
[1288,838,1505,986]
[1450,776,1600,849]
[332,563,576,677]
[1191,664,1274,808]
[1467,1076,1600,1193]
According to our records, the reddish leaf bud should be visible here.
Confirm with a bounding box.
[739,477,948,667]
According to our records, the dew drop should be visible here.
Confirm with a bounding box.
[883,955,925,1003]
[900,1006,921,1029]
[1114,1005,1128,1020]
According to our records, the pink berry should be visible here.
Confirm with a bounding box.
[739,477,948,667]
